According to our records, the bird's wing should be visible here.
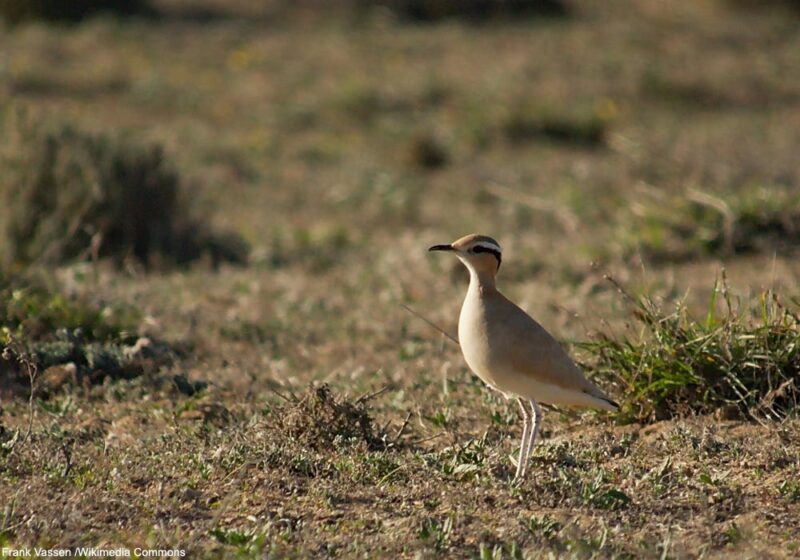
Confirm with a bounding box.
[490,292,602,396]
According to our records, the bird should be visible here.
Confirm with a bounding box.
[428,233,618,482]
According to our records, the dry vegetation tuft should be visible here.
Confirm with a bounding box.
[272,384,385,451]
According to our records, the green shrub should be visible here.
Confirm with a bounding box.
[0,283,137,344]
[0,277,172,397]
[586,279,800,423]
[0,0,151,23]
[1,117,248,268]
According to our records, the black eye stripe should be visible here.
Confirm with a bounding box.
[472,245,502,266]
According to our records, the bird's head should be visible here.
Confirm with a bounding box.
[429,233,502,276]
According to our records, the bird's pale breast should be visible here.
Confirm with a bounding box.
[458,285,509,392]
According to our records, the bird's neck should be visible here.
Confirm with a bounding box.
[467,267,497,294]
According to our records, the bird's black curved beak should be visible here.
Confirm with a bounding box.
[428,244,454,252]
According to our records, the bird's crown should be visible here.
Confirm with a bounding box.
[450,234,502,255]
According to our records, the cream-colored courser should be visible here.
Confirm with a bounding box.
[429,234,618,482]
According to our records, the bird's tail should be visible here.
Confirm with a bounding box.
[583,385,619,412]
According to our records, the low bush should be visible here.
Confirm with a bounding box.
[1,117,248,269]
[587,278,800,423]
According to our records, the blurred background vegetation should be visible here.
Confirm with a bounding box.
[2,0,799,272]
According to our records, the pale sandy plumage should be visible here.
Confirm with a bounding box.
[430,233,617,482]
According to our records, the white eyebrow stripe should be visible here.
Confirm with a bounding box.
[472,242,502,253]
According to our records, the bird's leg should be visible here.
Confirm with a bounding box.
[513,397,531,483]
[525,399,543,467]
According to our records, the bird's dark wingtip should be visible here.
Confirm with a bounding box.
[604,397,620,410]
[583,388,620,411]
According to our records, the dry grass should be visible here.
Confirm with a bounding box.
[1,0,800,556]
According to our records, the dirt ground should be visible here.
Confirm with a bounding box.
[1,0,800,557]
